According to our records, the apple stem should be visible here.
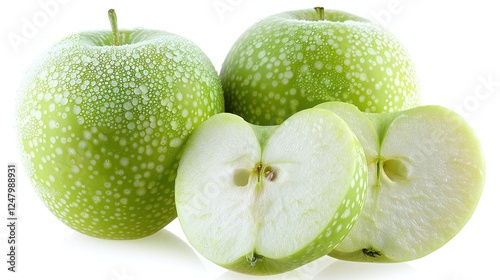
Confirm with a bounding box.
[108,9,120,46]
[314,6,325,20]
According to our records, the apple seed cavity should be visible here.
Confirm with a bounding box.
[254,163,277,183]
[381,159,408,182]
[233,164,277,187]
[234,168,251,186]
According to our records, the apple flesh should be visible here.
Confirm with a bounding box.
[16,27,224,239]
[315,102,485,262]
[220,8,419,125]
[175,108,367,275]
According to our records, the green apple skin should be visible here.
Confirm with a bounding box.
[175,109,367,275]
[220,8,419,125]
[315,102,485,262]
[16,29,224,239]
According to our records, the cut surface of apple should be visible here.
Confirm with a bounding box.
[316,102,485,262]
[175,109,367,275]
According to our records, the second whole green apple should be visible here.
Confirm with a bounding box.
[220,7,419,125]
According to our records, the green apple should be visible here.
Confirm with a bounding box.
[16,10,224,239]
[175,108,367,275]
[220,7,419,125]
[315,101,485,262]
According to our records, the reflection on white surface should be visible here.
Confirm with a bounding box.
[216,256,423,280]
[216,256,335,280]
[24,229,205,280]
[315,260,420,280]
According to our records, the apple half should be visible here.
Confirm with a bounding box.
[315,101,485,262]
[175,108,367,275]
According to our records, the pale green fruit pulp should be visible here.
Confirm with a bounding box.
[16,29,224,239]
[175,109,367,275]
[220,9,419,125]
[316,102,485,262]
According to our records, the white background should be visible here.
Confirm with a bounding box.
[1,0,499,279]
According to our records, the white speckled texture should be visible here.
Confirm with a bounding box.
[221,9,419,125]
[16,29,224,239]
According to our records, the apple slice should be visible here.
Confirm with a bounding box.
[316,101,485,262]
[175,108,367,275]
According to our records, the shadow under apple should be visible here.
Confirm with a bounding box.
[216,256,335,280]
[314,259,420,280]
[217,257,421,280]
[50,229,205,279]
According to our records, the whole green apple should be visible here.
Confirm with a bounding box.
[16,10,224,239]
[175,108,367,275]
[220,7,419,125]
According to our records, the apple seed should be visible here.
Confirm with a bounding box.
[263,166,276,182]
